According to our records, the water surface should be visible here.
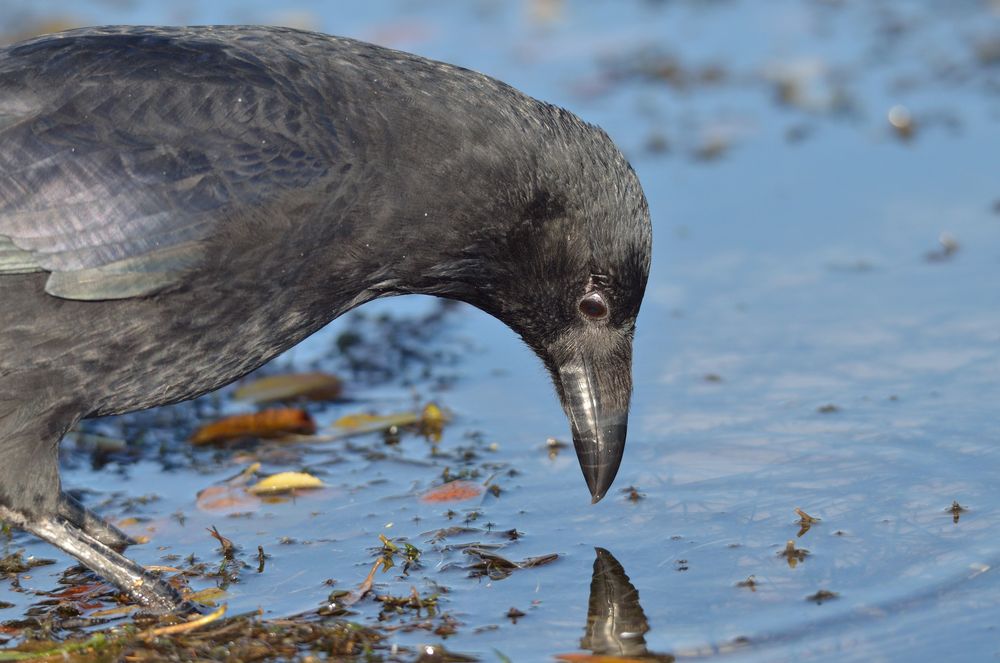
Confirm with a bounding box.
[2,1,999,660]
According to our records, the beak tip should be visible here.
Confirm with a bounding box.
[574,421,627,505]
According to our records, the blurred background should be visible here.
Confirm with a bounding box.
[2,1,999,661]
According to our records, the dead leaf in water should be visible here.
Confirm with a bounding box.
[328,403,448,440]
[807,589,839,604]
[233,372,342,404]
[420,481,483,503]
[795,507,820,536]
[197,464,263,511]
[464,547,558,580]
[247,471,325,495]
[555,655,652,663]
[780,540,809,568]
[332,411,418,432]
[196,486,248,511]
[187,587,229,607]
[191,409,316,445]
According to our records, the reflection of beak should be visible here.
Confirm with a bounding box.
[558,360,628,503]
[583,548,651,656]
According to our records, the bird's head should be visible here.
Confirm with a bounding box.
[425,111,652,502]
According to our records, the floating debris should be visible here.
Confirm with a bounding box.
[328,403,448,441]
[807,589,839,605]
[247,471,325,495]
[546,437,569,459]
[925,232,960,262]
[764,58,855,115]
[888,104,915,140]
[816,404,840,414]
[196,463,262,511]
[505,607,526,623]
[0,552,56,575]
[948,500,968,523]
[691,134,730,162]
[420,481,483,502]
[736,576,757,592]
[622,486,645,502]
[191,409,316,445]
[233,372,343,404]
[420,403,447,442]
[796,508,821,537]
[780,540,809,568]
[187,587,229,607]
[464,548,559,580]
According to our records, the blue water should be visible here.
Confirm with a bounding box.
[2,1,999,660]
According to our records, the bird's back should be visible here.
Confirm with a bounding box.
[0,27,359,300]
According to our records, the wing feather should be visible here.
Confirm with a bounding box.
[0,27,335,299]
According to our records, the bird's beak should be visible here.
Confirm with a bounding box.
[558,359,628,503]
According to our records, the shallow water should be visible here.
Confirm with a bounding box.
[2,1,1000,660]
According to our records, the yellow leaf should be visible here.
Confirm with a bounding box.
[420,402,446,442]
[90,605,138,618]
[555,655,651,663]
[330,411,422,437]
[141,604,227,638]
[328,404,449,440]
[188,587,229,606]
[247,471,325,495]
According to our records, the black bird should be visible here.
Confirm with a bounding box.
[0,26,651,610]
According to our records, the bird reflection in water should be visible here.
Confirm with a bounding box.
[577,548,675,662]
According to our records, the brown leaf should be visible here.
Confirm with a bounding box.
[233,372,342,404]
[331,411,421,434]
[191,409,316,445]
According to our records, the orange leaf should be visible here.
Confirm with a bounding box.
[420,480,483,503]
[191,409,315,445]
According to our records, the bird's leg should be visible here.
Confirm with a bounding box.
[57,492,135,550]
[0,505,195,614]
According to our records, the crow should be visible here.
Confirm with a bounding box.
[0,26,651,610]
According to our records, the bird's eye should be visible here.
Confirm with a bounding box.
[579,292,609,320]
